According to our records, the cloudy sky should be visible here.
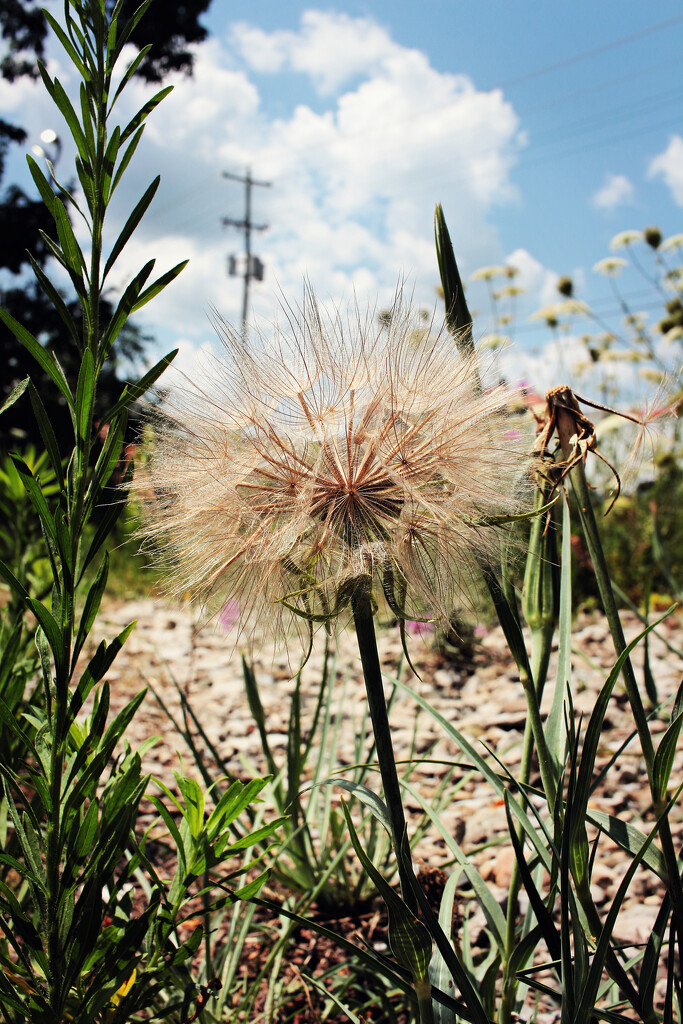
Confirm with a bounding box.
[2,0,682,388]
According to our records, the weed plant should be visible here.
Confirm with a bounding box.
[0,3,284,1021]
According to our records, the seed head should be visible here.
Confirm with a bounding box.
[138,288,531,644]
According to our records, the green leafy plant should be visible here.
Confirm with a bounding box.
[0,3,283,1021]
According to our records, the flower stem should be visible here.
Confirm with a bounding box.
[351,578,418,914]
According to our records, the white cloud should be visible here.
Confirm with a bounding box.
[231,10,402,95]
[506,248,559,309]
[6,9,524,356]
[649,135,683,207]
[592,173,634,211]
[501,334,592,393]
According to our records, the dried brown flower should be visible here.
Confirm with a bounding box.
[138,288,531,643]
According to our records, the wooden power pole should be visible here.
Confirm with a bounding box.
[222,168,271,335]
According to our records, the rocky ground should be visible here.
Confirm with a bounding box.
[96,596,683,1018]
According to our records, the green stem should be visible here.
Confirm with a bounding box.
[500,625,554,1024]
[351,579,418,915]
[415,977,436,1024]
[483,567,558,804]
[564,441,683,985]
[568,460,654,768]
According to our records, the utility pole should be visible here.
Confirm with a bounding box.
[222,168,271,335]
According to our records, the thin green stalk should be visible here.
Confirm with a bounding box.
[482,567,558,804]
[416,977,436,1024]
[351,578,418,915]
[568,460,654,768]
[555,398,683,986]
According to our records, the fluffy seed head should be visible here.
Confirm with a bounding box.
[137,288,531,644]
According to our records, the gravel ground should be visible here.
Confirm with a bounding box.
[96,596,683,958]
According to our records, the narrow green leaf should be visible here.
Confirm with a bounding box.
[37,231,87,301]
[76,347,95,443]
[482,564,533,681]
[79,81,95,153]
[28,254,81,347]
[9,456,57,543]
[102,176,160,283]
[653,704,683,804]
[401,778,508,956]
[99,689,147,757]
[121,86,173,143]
[109,44,152,109]
[504,793,561,963]
[149,795,187,867]
[209,777,270,833]
[49,75,89,161]
[68,621,136,720]
[42,11,89,78]
[0,696,40,763]
[574,612,671,838]
[75,153,96,216]
[175,774,204,839]
[26,155,56,215]
[0,310,74,406]
[545,495,572,776]
[110,125,144,195]
[53,198,87,279]
[0,624,23,690]
[68,799,98,867]
[27,381,66,488]
[71,552,109,672]
[0,377,29,416]
[394,675,552,870]
[100,259,155,356]
[106,349,178,421]
[434,203,475,358]
[229,820,286,851]
[79,464,132,579]
[651,684,683,802]
[113,0,153,56]
[639,895,670,1019]
[131,259,189,313]
[575,798,676,1024]
[340,800,433,983]
[89,411,126,495]
[101,124,120,203]
[429,870,461,1024]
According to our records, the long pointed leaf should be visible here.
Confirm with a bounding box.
[131,259,189,313]
[0,310,74,406]
[102,176,160,282]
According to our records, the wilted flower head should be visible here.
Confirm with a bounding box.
[138,288,531,644]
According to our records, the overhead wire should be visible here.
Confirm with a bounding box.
[139,13,683,233]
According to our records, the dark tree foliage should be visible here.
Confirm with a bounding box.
[0,0,45,82]
[0,0,212,453]
[116,0,212,82]
[0,0,211,83]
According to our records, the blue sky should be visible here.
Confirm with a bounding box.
[2,1,682,388]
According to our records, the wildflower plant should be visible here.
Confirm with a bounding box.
[140,272,535,1019]
[0,3,282,1021]
[140,293,529,643]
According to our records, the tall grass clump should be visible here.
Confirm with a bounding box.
[0,3,284,1021]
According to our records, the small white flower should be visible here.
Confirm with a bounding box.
[593,257,628,277]
[609,229,643,251]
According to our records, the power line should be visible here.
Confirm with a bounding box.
[493,13,683,90]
